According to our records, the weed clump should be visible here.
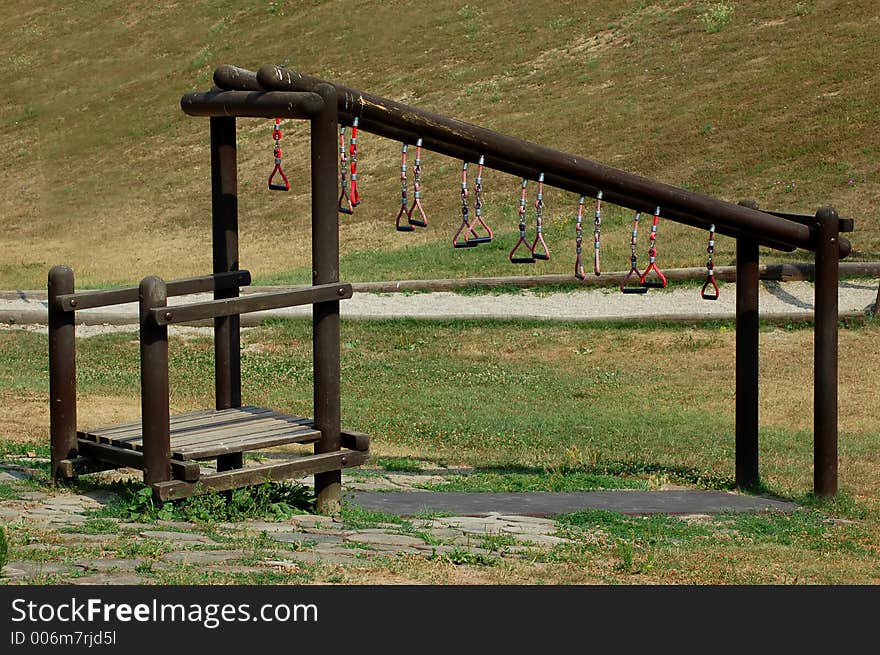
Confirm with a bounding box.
[700,1,734,33]
[100,482,315,523]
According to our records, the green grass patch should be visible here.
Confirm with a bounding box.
[339,504,408,530]
[429,547,498,566]
[58,517,119,535]
[375,457,427,473]
[0,483,21,501]
[0,442,50,459]
[556,509,714,544]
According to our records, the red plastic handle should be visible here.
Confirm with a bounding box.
[509,235,535,263]
[268,162,290,191]
[639,260,667,289]
[701,272,720,300]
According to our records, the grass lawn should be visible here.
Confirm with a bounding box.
[1,318,878,584]
[2,1,879,289]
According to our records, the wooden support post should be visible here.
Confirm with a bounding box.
[210,115,243,473]
[139,276,172,489]
[735,199,760,491]
[48,265,77,484]
[311,83,342,515]
[813,207,840,496]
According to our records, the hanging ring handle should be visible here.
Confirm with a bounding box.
[530,173,550,261]
[468,155,493,244]
[395,143,414,232]
[338,126,353,214]
[701,224,720,300]
[268,119,290,191]
[406,138,428,228]
[453,161,478,247]
[509,178,535,263]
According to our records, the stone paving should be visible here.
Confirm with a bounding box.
[0,462,579,584]
[0,459,797,584]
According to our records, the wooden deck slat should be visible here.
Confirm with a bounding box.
[86,407,228,436]
[78,407,323,461]
[86,406,268,440]
[172,424,319,454]
[97,409,283,449]
[175,431,320,459]
[161,414,314,448]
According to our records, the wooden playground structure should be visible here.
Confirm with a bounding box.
[49,63,854,510]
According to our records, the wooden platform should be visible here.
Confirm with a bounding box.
[78,406,321,460]
[59,406,370,501]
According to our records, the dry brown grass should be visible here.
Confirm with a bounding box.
[2,1,879,289]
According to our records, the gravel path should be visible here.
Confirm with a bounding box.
[0,280,876,335]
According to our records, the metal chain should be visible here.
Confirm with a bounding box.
[349,117,360,206]
[338,126,352,214]
[394,143,412,231]
[473,158,483,220]
[508,178,535,263]
[630,211,641,271]
[701,223,720,300]
[530,173,549,260]
[469,155,493,242]
[268,118,290,191]
[639,206,668,288]
[620,210,648,293]
[706,223,715,272]
[647,206,660,265]
[406,138,428,227]
[412,140,422,197]
[460,161,470,226]
[574,195,586,280]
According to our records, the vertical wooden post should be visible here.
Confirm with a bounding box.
[813,207,839,496]
[48,265,77,484]
[735,199,760,491]
[310,84,342,514]
[139,276,172,490]
[210,115,243,472]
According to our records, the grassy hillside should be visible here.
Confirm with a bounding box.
[1,0,878,288]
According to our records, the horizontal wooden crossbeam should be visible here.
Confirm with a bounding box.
[152,450,369,501]
[148,283,352,325]
[55,270,251,312]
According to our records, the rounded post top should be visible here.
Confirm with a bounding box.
[48,264,73,281]
[139,275,167,305]
[815,206,839,223]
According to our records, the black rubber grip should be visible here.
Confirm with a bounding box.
[641,281,666,289]
[622,287,648,294]
[396,224,415,232]
[338,207,353,215]
[510,257,536,263]
[532,253,550,261]
[468,236,492,244]
[454,241,478,248]
[701,292,719,301]
[408,218,427,228]
[269,183,290,191]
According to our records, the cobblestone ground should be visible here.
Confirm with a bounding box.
[0,461,571,585]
